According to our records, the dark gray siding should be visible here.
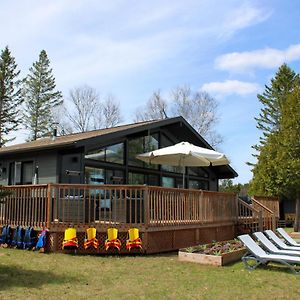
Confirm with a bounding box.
[60,153,83,184]
[0,151,57,185]
[37,153,58,184]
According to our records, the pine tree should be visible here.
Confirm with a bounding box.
[0,46,22,146]
[23,50,63,140]
[250,66,300,231]
[254,64,299,148]
[250,64,300,193]
[249,133,279,196]
[275,87,300,231]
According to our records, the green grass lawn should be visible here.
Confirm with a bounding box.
[0,247,299,300]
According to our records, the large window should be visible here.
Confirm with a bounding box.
[128,172,159,186]
[161,134,181,173]
[188,167,209,178]
[8,161,33,185]
[188,179,209,190]
[85,167,105,185]
[22,162,33,184]
[128,137,144,167]
[128,134,159,168]
[8,162,15,185]
[85,142,124,164]
[162,176,175,188]
[128,172,144,185]
[85,167,124,185]
[105,169,124,184]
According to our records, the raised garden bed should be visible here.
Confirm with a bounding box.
[178,240,246,266]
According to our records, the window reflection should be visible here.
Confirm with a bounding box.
[85,167,105,185]
[128,172,159,186]
[128,172,145,185]
[162,177,175,188]
[160,134,180,173]
[128,137,144,167]
[128,134,159,168]
[188,167,209,178]
[85,143,124,164]
[188,179,209,190]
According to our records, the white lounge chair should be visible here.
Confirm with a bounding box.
[253,232,300,256]
[238,234,300,274]
[264,230,300,251]
[276,228,300,247]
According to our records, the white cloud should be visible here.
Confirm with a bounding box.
[216,44,300,72]
[201,80,261,96]
[219,3,272,38]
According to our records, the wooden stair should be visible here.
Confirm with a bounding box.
[238,197,278,233]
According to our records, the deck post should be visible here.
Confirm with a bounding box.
[144,186,149,227]
[235,194,239,224]
[46,183,51,228]
[271,215,276,231]
[258,210,263,231]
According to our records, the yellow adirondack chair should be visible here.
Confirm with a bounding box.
[126,228,142,251]
[62,227,78,249]
[105,228,121,251]
[84,227,99,250]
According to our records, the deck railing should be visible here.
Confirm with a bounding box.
[49,184,147,226]
[252,197,277,231]
[253,196,280,218]
[0,184,48,228]
[147,187,237,226]
[238,198,262,232]
[0,184,239,229]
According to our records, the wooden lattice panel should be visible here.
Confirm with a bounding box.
[47,230,144,254]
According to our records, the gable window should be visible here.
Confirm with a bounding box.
[128,133,159,168]
[161,134,181,173]
[85,142,124,164]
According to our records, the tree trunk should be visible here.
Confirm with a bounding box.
[294,196,300,232]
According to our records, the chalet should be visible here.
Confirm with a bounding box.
[0,116,237,190]
[2,117,274,254]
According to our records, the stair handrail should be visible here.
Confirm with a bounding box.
[238,198,263,232]
[238,198,260,214]
[251,197,276,230]
[252,198,275,214]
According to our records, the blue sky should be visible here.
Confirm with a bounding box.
[1,0,300,183]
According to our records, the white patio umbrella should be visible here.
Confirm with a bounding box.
[136,141,230,188]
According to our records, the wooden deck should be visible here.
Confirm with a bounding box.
[0,184,278,253]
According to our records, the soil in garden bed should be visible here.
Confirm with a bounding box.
[180,240,245,255]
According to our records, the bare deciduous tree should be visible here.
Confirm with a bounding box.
[63,86,123,132]
[66,86,100,132]
[171,86,222,146]
[134,90,168,122]
[52,105,74,135]
[134,85,223,147]
[101,94,123,128]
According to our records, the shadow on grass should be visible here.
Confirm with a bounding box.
[0,265,74,290]
[257,263,300,275]
[231,261,300,275]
